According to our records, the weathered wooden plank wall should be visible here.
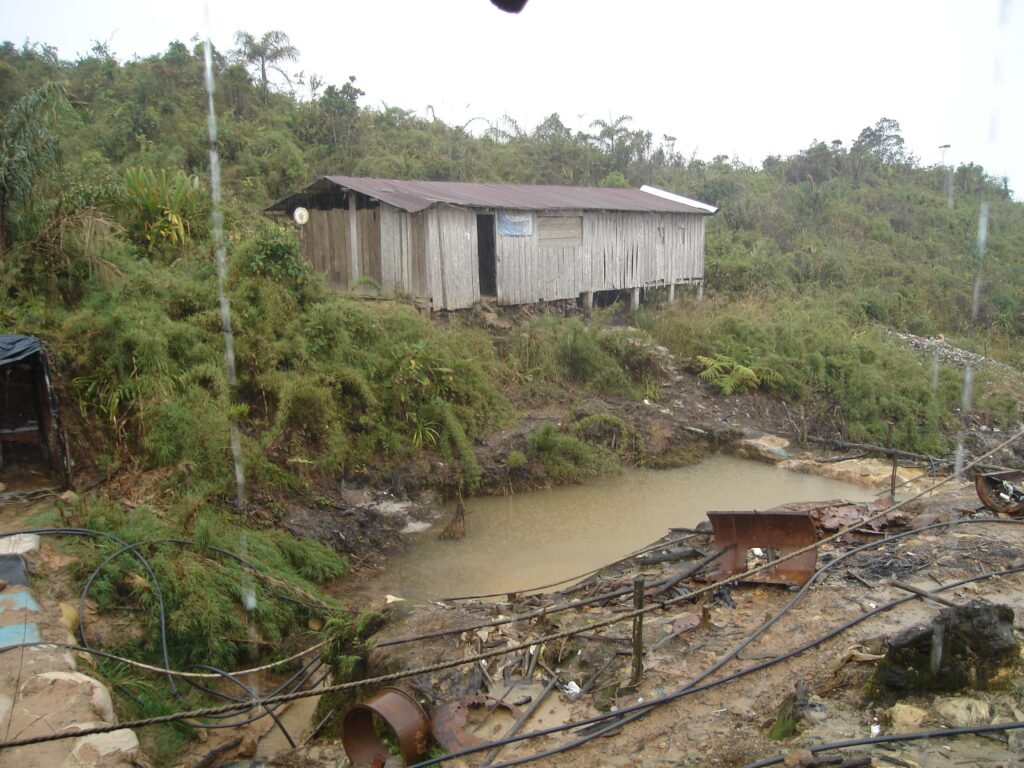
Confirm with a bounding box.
[302,208,347,286]
[302,203,705,307]
[357,208,381,285]
[425,206,478,309]
[380,204,433,299]
[302,207,384,289]
[494,210,705,305]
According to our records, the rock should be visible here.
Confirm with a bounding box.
[0,579,7,592]
[58,490,79,505]
[65,727,139,767]
[59,602,79,633]
[1009,706,1024,754]
[339,484,372,506]
[21,671,115,723]
[936,696,991,726]
[887,703,929,729]
[783,748,813,766]
[739,434,791,463]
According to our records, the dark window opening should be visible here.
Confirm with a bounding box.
[477,214,497,297]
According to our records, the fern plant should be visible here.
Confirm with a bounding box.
[697,353,782,395]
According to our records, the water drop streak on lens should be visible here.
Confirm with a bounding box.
[203,5,246,507]
[956,201,989,476]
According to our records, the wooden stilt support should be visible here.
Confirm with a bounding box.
[582,290,593,313]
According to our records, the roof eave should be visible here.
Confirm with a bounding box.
[640,185,718,214]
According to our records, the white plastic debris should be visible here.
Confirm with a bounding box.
[562,681,581,701]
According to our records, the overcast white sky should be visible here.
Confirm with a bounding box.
[4,0,1023,194]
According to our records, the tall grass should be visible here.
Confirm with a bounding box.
[647,293,1017,454]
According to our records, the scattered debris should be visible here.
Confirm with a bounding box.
[975,469,1024,516]
[874,599,1017,694]
[935,696,991,726]
[430,694,523,752]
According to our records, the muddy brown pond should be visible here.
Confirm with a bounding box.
[356,455,880,603]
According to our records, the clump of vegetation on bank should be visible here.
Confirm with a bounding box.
[526,422,620,483]
[502,316,662,401]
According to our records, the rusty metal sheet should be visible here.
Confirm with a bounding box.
[706,509,818,586]
[431,694,523,752]
[269,176,714,215]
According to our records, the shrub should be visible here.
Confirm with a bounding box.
[526,422,617,483]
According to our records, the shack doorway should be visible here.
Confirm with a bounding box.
[0,335,69,492]
[477,214,497,298]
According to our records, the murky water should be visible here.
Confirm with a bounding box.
[355,456,879,603]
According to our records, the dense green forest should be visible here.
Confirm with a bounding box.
[1,34,1021,758]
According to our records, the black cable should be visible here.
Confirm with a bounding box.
[184,655,323,713]
[736,721,1024,768]
[187,664,297,745]
[480,519,1024,767]
[1,527,180,696]
[1,527,333,717]
[77,540,180,695]
[408,517,1024,767]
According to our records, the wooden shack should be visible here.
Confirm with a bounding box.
[267,177,717,310]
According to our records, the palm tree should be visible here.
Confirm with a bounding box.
[589,114,633,151]
[0,82,67,268]
[232,30,299,102]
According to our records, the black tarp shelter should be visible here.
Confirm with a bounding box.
[0,334,69,486]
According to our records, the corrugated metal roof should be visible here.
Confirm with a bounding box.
[268,176,716,215]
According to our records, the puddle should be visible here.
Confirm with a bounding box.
[354,456,879,603]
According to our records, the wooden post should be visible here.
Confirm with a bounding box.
[582,291,593,313]
[668,283,676,304]
[629,576,644,687]
[697,280,704,300]
[887,421,897,500]
[630,287,640,312]
[347,191,359,286]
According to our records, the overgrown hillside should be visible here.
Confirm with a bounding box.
[2,36,1021,472]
